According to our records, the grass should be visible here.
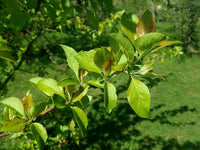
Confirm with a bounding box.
[0,55,200,149]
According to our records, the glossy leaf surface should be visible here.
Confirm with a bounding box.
[0,97,25,117]
[104,81,117,113]
[136,10,155,38]
[75,50,101,73]
[127,78,150,118]
[60,45,79,79]
[22,91,33,116]
[31,123,48,150]
[135,32,165,57]
[72,106,88,136]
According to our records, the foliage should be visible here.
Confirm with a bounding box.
[0,10,181,149]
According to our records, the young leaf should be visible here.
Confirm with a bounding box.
[136,10,156,38]
[0,97,25,117]
[94,48,112,71]
[87,79,104,88]
[37,78,65,98]
[75,50,102,73]
[104,81,117,113]
[3,107,9,120]
[151,41,182,53]
[58,77,79,86]
[53,94,66,109]
[109,33,135,62]
[127,78,150,118]
[72,106,88,136]
[0,119,27,133]
[135,32,166,57]
[72,85,89,102]
[111,53,127,74]
[29,77,43,86]
[31,123,48,150]
[22,91,33,117]
[60,45,79,79]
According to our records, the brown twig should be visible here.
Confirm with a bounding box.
[0,132,10,138]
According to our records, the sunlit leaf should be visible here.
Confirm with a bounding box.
[22,91,33,117]
[37,78,65,97]
[60,45,79,79]
[135,32,166,57]
[58,77,79,86]
[31,123,48,150]
[104,81,117,113]
[136,10,156,38]
[72,107,88,136]
[75,50,101,73]
[0,97,25,117]
[0,119,27,133]
[127,78,150,118]
[151,41,182,53]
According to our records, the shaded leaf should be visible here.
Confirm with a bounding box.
[127,78,150,118]
[0,119,27,133]
[94,48,112,71]
[109,33,135,61]
[72,107,88,136]
[120,13,138,44]
[53,94,66,109]
[31,102,46,118]
[72,85,89,102]
[136,10,156,38]
[104,81,117,113]
[87,79,104,88]
[0,97,25,117]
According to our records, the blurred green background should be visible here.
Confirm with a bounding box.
[0,0,200,149]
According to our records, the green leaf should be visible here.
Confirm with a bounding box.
[135,32,166,57]
[0,97,25,117]
[109,33,135,62]
[31,102,46,118]
[0,119,27,133]
[94,48,112,71]
[104,81,117,113]
[58,77,79,86]
[22,91,33,117]
[151,41,182,53]
[72,107,88,136]
[37,78,65,97]
[111,53,127,73]
[29,77,43,87]
[127,78,150,118]
[26,0,38,9]
[72,85,89,102]
[0,51,14,62]
[60,45,79,79]
[3,107,9,120]
[136,10,156,38]
[53,94,66,109]
[10,11,29,33]
[88,79,104,88]
[120,13,138,44]
[75,50,101,73]
[31,123,48,150]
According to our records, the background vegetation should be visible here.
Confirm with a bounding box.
[0,0,199,149]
